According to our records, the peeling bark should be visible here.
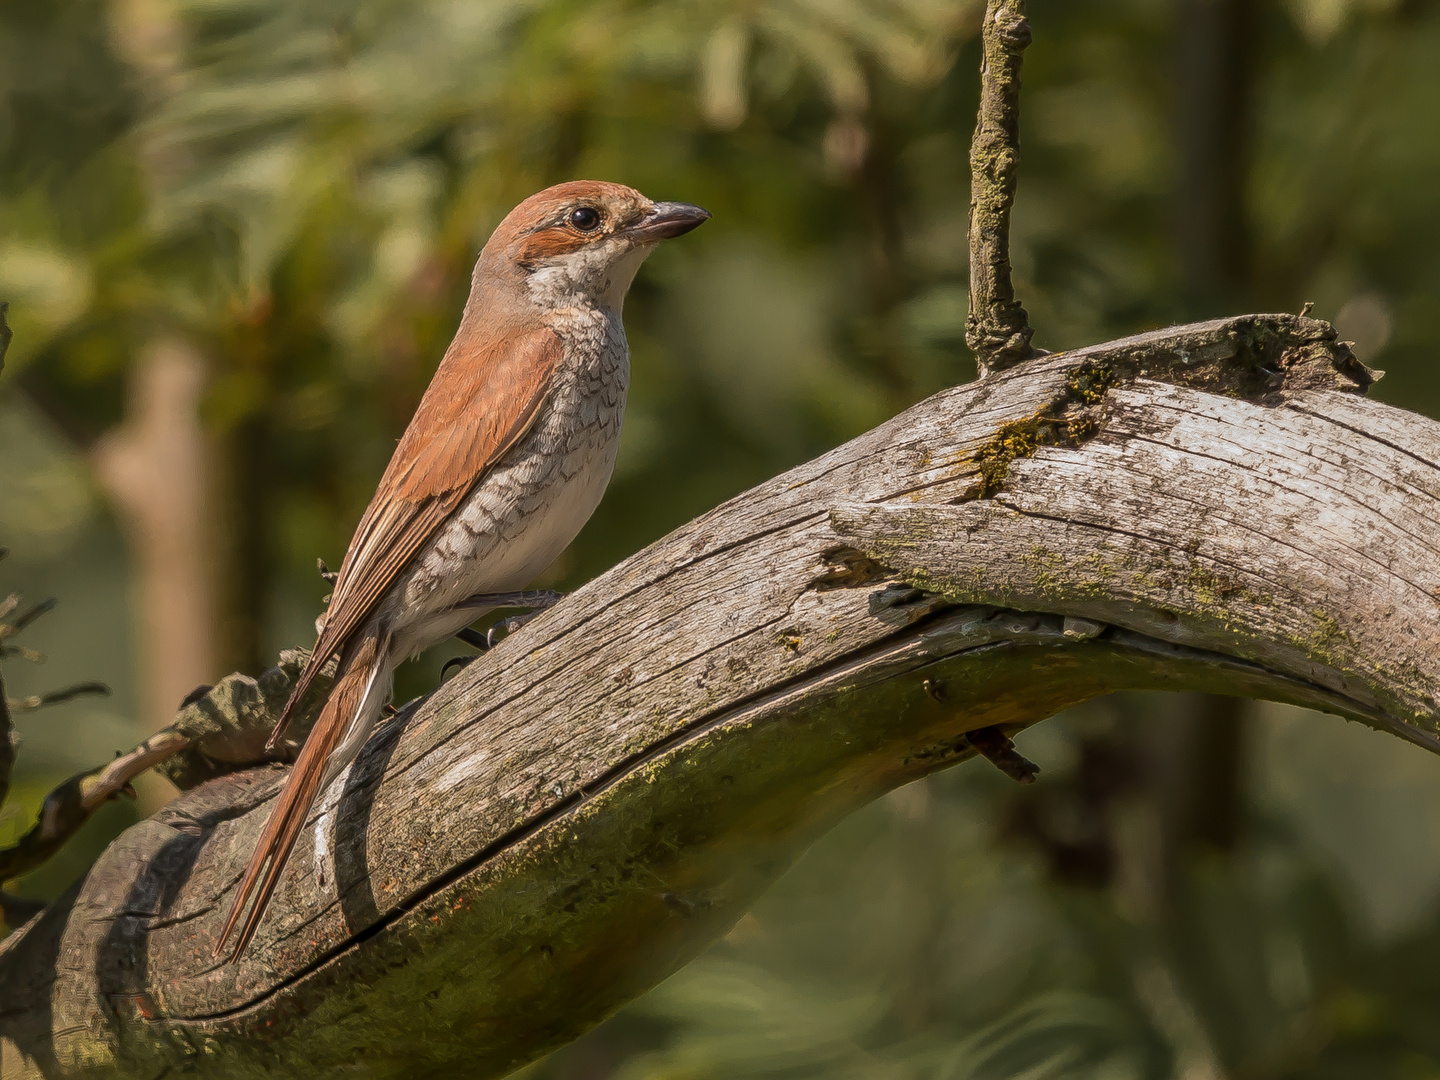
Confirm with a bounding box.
[3,314,1437,1080]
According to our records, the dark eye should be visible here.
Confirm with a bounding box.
[568,206,601,231]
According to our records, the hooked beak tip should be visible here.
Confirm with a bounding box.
[630,201,711,241]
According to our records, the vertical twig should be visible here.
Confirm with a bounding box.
[0,672,12,811]
[0,301,12,373]
[965,0,1038,375]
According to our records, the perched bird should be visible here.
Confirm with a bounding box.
[215,181,709,960]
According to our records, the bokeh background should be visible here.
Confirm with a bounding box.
[3,0,1440,1075]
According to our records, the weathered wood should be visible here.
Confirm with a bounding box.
[3,314,1437,1080]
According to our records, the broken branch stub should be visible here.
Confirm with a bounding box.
[3,314,1437,1080]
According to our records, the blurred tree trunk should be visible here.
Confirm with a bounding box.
[1156,8,1260,1074]
[1174,0,1254,311]
[91,339,218,766]
[1163,0,1256,874]
[97,0,262,770]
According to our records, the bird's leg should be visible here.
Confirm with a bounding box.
[442,591,566,675]
[450,589,565,612]
[480,590,566,647]
[451,589,565,645]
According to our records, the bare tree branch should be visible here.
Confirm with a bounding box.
[5,313,1436,1080]
[4,683,110,713]
[0,731,182,885]
[0,584,116,900]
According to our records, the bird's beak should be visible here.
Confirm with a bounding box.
[627,201,711,242]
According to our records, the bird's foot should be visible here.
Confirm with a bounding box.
[453,589,566,647]
[484,610,546,648]
[440,654,475,681]
[442,592,566,680]
[453,626,491,651]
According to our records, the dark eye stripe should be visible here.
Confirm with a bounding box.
[516,227,591,263]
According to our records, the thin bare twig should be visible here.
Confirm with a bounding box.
[965,0,1039,375]
[0,650,329,918]
[0,587,120,897]
[5,681,111,712]
[0,598,57,640]
[966,725,1040,783]
[0,302,11,372]
[0,673,12,813]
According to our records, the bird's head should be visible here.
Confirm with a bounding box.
[479,181,710,313]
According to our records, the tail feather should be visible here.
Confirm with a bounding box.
[214,631,387,961]
[266,608,363,753]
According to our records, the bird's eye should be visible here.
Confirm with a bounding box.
[569,206,602,231]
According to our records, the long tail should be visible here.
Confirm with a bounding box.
[213,629,389,961]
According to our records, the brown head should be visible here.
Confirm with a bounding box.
[472,180,709,315]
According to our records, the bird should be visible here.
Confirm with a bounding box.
[214,181,709,960]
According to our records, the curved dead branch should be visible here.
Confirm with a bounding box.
[3,313,1438,1080]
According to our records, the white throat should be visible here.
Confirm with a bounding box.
[526,241,655,315]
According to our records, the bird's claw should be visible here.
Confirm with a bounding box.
[451,592,564,643]
[485,613,536,648]
[440,655,475,681]
[440,611,539,686]
[453,626,490,651]
[446,590,564,668]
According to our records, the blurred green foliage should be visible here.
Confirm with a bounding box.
[2,0,1440,1075]
[6,0,1439,669]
